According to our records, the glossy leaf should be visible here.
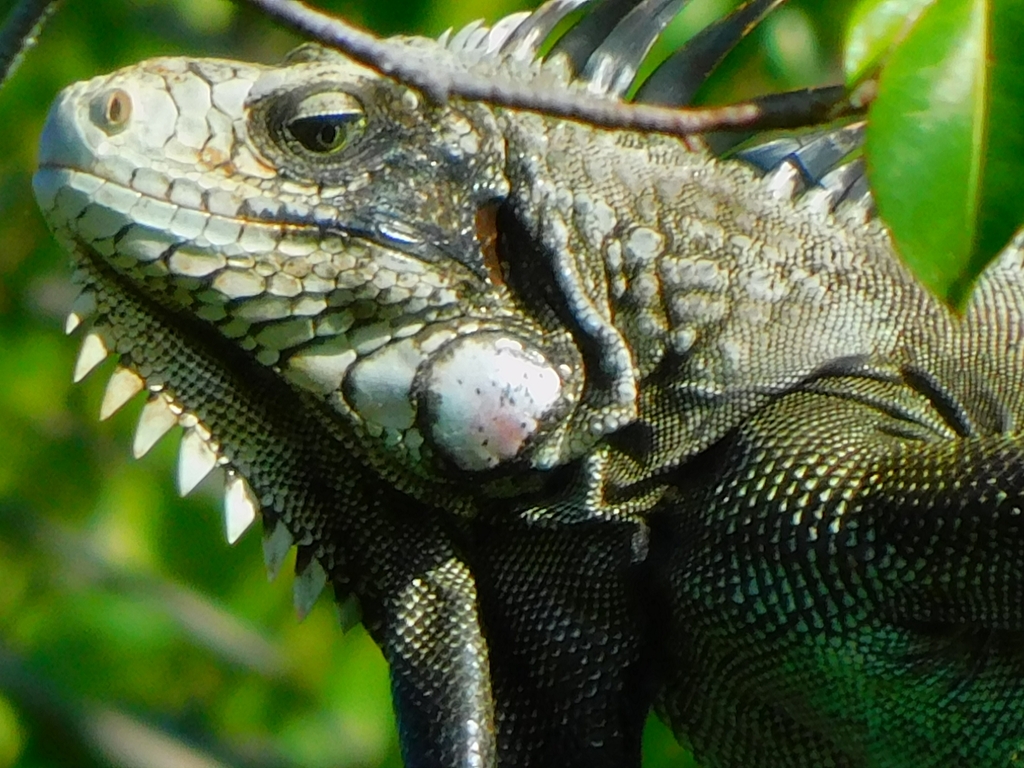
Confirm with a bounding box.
[866,0,1024,309]
[845,0,935,84]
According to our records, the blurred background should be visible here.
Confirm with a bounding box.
[0,0,854,765]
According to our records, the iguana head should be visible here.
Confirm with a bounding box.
[34,0,850,597]
[32,27,594,542]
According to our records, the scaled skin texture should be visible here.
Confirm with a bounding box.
[33,6,1024,767]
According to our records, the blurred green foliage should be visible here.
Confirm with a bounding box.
[0,1,854,766]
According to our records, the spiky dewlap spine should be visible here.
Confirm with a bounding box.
[63,259,355,615]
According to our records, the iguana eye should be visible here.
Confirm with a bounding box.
[287,114,354,153]
[282,91,364,155]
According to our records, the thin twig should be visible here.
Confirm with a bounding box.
[0,0,62,91]
[238,0,864,136]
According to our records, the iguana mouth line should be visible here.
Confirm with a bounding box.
[36,162,452,280]
[35,164,316,236]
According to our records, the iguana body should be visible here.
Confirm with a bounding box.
[31,1,1024,766]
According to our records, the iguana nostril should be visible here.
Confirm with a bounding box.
[90,88,132,134]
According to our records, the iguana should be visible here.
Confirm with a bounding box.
[30,0,1024,766]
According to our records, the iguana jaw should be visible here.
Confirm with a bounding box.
[34,50,596,519]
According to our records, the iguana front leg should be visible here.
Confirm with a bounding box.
[362,529,496,768]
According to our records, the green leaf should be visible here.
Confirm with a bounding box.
[865,0,1024,310]
[845,0,936,84]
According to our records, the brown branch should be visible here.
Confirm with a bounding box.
[0,0,61,91]
[237,0,865,137]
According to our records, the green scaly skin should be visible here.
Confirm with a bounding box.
[31,5,1024,767]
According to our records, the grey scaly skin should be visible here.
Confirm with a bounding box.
[31,2,1024,766]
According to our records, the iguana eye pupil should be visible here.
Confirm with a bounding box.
[287,115,351,153]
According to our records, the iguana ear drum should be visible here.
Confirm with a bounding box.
[417,333,564,472]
